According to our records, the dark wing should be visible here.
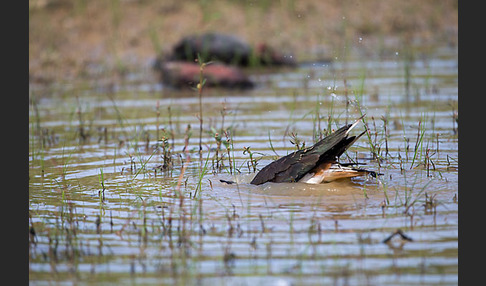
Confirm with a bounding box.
[323,130,366,161]
[250,118,363,185]
[249,150,320,185]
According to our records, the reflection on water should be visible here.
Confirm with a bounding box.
[29,48,458,284]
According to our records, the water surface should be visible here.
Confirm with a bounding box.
[29,47,458,285]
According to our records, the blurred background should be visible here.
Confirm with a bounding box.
[29,0,458,85]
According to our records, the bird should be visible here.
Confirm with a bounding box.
[250,116,380,185]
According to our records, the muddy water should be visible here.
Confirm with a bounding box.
[29,47,457,285]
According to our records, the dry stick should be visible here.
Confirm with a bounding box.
[176,125,191,207]
[168,106,175,149]
[216,102,227,172]
[225,132,233,175]
[197,57,206,164]
[382,116,389,157]
[426,148,431,177]
[175,158,189,208]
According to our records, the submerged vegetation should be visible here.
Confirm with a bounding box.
[29,50,458,283]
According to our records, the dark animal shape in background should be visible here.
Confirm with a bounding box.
[157,61,253,89]
[153,32,297,89]
[250,116,381,185]
[170,32,296,67]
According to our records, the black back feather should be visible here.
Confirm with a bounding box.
[250,119,365,185]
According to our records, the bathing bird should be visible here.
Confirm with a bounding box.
[250,116,380,185]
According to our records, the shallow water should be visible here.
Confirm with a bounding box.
[29,47,458,285]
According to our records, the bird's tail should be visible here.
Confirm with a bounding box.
[345,114,366,136]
